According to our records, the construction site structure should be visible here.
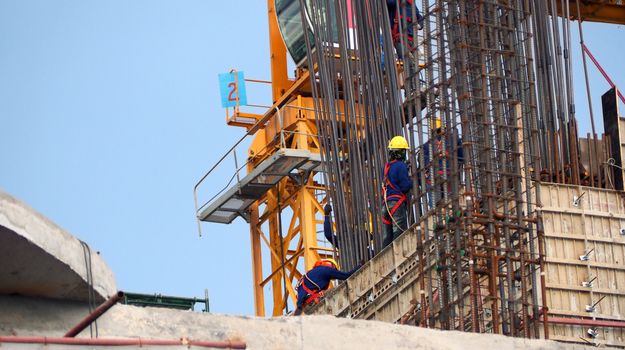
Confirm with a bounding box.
[194,0,334,317]
[195,0,625,347]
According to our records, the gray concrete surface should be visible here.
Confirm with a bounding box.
[0,191,116,302]
[0,295,592,350]
[0,295,90,337]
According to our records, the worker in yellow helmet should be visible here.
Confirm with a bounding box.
[421,118,464,209]
[293,257,359,315]
[382,136,413,248]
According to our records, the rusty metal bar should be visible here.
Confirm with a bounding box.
[0,336,246,349]
[64,291,125,337]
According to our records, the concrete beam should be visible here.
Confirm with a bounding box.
[0,295,591,349]
[0,191,116,302]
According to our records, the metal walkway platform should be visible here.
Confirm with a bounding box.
[197,148,321,224]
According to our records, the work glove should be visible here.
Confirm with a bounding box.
[324,203,332,215]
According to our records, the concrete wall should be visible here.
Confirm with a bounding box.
[0,191,116,302]
[0,295,591,350]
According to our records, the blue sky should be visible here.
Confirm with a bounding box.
[0,2,623,316]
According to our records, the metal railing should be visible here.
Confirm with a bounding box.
[194,104,325,237]
[193,106,280,236]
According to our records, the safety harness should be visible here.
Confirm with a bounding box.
[425,138,449,185]
[391,0,417,45]
[297,273,327,306]
[382,160,407,225]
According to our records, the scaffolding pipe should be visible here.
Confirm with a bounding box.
[581,43,625,105]
[64,291,125,337]
[0,336,247,349]
[545,317,625,329]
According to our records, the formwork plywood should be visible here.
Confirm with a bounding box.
[308,224,427,319]
[550,326,625,348]
[309,182,625,347]
[540,183,625,214]
[540,183,625,347]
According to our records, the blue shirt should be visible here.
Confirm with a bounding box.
[296,265,357,307]
[386,0,424,39]
[422,136,464,172]
[324,214,337,245]
[383,160,412,200]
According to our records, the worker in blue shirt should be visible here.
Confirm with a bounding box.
[421,119,464,209]
[387,0,424,59]
[293,258,358,315]
[382,136,413,248]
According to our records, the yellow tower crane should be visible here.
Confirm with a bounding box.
[194,0,337,316]
[552,0,625,25]
[195,0,625,318]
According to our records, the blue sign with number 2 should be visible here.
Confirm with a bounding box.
[219,71,247,108]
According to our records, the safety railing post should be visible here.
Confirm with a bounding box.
[233,149,242,195]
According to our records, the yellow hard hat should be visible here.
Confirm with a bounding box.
[315,258,340,270]
[431,118,442,131]
[388,136,409,150]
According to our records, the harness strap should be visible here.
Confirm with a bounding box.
[383,161,407,201]
[298,274,327,306]
[382,195,406,225]
[391,0,416,43]
[383,160,408,225]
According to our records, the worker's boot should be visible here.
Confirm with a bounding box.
[293,307,303,316]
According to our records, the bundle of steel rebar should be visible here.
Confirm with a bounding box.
[300,0,407,268]
[299,0,614,338]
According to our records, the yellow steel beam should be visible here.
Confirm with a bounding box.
[553,0,625,25]
[243,1,327,317]
[267,189,284,316]
[259,248,303,287]
[226,112,262,130]
[247,70,310,136]
[300,181,322,272]
[248,203,265,317]
[267,0,291,102]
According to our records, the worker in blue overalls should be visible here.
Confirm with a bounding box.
[293,258,358,315]
[421,119,464,210]
[382,136,413,248]
[387,0,424,59]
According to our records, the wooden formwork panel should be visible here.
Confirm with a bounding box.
[315,281,349,315]
[310,183,625,346]
[541,183,625,347]
[308,225,424,319]
[540,183,625,214]
[549,325,625,348]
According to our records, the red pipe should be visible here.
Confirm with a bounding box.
[546,316,625,329]
[0,336,246,349]
[65,291,125,337]
[582,43,625,105]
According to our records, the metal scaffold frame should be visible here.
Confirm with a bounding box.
[302,0,624,345]
[196,0,625,341]
[300,0,547,336]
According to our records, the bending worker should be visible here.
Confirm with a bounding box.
[294,258,358,315]
[382,136,412,248]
